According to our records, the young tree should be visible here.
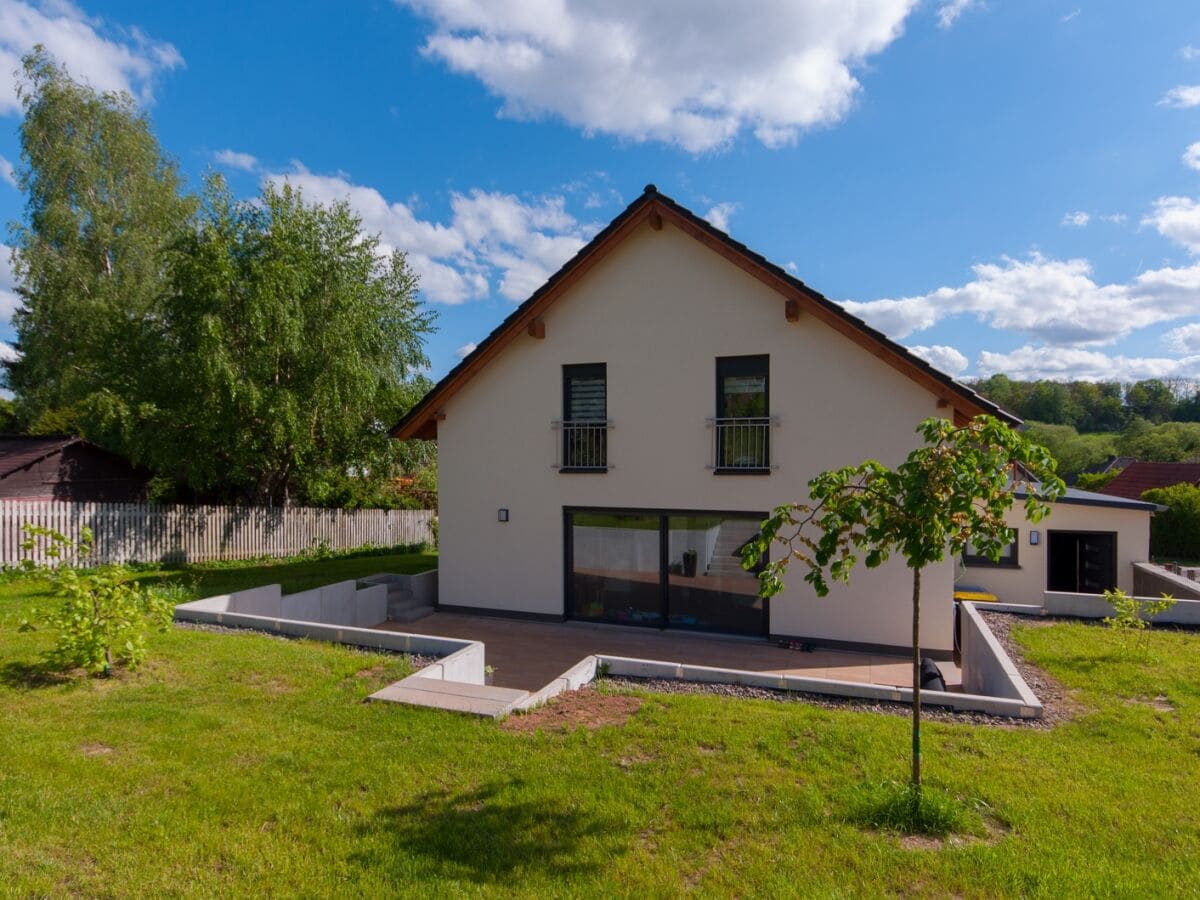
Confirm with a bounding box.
[121,176,435,505]
[6,48,195,438]
[743,416,1064,789]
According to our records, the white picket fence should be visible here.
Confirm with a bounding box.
[0,501,436,568]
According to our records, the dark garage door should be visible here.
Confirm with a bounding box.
[1047,531,1116,594]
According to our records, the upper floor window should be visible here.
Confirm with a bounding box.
[713,355,770,472]
[560,363,608,471]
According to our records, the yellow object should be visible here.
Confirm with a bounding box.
[954,589,999,603]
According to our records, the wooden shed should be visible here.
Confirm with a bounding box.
[0,436,152,502]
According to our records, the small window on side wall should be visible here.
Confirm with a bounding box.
[963,533,1019,568]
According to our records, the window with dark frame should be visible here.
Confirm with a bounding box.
[963,532,1019,568]
[715,355,770,471]
[562,363,607,471]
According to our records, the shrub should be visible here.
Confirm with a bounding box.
[1074,468,1122,491]
[1141,482,1200,560]
[1102,588,1177,656]
[16,525,173,676]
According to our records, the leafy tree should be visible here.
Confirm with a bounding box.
[1023,381,1082,425]
[1126,380,1176,424]
[1022,422,1117,478]
[113,177,435,505]
[1117,421,1200,462]
[6,48,195,443]
[0,397,22,434]
[743,416,1063,790]
[1141,483,1200,561]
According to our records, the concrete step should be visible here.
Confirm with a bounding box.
[369,677,528,718]
[389,604,435,623]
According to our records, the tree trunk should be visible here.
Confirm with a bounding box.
[911,566,922,790]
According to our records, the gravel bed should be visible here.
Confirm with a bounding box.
[602,614,1076,728]
[173,620,439,671]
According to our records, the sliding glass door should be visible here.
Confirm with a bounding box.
[566,509,766,635]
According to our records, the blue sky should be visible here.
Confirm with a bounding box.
[1,0,1200,384]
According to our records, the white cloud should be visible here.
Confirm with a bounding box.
[0,0,183,116]
[213,148,258,172]
[1142,196,1200,254]
[0,154,14,187]
[263,165,593,304]
[400,0,919,152]
[704,202,738,233]
[841,253,1200,346]
[907,344,968,375]
[0,244,21,322]
[0,341,19,363]
[1099,213,1127,224]
[1061,210,1089,227]
[936,0,979,29]
[454,341,477,359]
[1182,45,1200,61]
[977,345,1200,382]
[1159,85,1200,109]
[1061,9,1080,23]
[1184,142,1200,172]
[1164,322,1200,354]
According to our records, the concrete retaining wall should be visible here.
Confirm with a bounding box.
[1133,562,1200,601]
[959,601,1040,710]
[182,581,390,629]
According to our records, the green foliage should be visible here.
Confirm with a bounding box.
[7,48,196,433]
[1116,420,1200,462]
[972,376,1200,432]
[1141,482,1200,560]
[16,525,172,675]
[844,781,982,837]
[1021,422,1117,479]
[1074,468,1122,491]
[1102,588,1177,656]
[745,416,1065,599]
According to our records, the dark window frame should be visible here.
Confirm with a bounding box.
[563,505,770,636]
[962,531,1020,568]
[561,363,608,473]
[714,354,770,474]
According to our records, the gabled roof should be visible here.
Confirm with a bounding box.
[392,185,1017,440]
[0,435,82,479]
[1098,461,1200,501]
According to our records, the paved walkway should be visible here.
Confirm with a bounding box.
[377,613,960,692]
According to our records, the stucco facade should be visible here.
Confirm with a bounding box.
[434,216,963,652]
[959,500,1152,603]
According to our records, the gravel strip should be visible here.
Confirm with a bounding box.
[173,620,439,671]
[602,614,1077,728]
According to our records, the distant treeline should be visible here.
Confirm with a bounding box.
[970,375,1200,431]
[970,376,1200,478]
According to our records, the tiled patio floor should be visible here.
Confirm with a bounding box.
[377,612,961,692]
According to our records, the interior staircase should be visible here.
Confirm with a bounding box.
[704,519,762,578]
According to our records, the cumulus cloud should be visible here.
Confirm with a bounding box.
[454,342,477,359]
[0,340,18,363]
[936,0,979,29]
[0,244,21,321]
[1160,85,1200,108]
[264,165,593,304]
[1061,210,1089,227]
[1164,322,1200,354]
[0,0,183,116]
[213,148,258,172]
[1142,196,1200,254]
[1183,45,1200,61]
[399,0,919,152]
[0,154,14,187]
[704,202,738,233]
[907,344,968,375]
[841,253,1200,347]
[1184,142,1200,172]
[977,345,1200,382]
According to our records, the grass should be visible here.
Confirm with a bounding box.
[1,552,1199,896]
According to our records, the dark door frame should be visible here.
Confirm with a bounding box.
[1046,529,1118,594]
[563,506,770,636]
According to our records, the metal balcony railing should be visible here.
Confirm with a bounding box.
[708,416,779,472]
[552,419,612,471]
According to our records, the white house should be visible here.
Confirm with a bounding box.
[393,186,1153,655]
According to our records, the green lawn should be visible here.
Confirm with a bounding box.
[1,551,1198,896]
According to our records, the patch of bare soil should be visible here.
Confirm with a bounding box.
[1126,694,1175,712]
[79,742,113,756]
[500,686,643,734]
[899,818,1010,852]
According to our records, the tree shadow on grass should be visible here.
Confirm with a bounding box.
[0,657,75,689]
[353,781,627,884]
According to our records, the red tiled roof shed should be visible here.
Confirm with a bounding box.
[1098,461,1200,500]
